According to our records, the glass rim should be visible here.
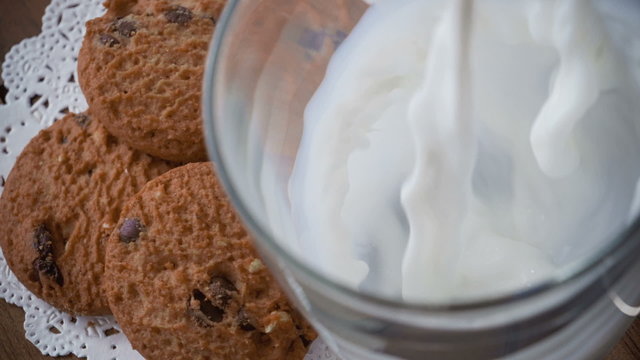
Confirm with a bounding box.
[202,0,640,312]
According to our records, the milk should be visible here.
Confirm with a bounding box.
[282,0,640,302]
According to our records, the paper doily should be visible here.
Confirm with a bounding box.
[0,0,336,359]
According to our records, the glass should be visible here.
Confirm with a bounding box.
[202,0,640,358]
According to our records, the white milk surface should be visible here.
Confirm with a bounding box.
[272,0,640,303]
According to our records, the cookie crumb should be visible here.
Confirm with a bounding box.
[265,311,292,333]
[248,259,265,273]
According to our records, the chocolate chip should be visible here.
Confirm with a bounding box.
[113,19,137,37]
[74,114,90,127]
[99,33,120,47]
[165,6,193,25]
[119,218,144,243]
[0,175,4,187]
[300,335,312,347]
[32,225,64,286]
[188,290,224,327]
[237,308,255,331]
[33,256,64,286]
[210,276,236,307]
[34,224,54,255]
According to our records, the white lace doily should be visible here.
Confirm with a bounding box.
[0,1,335,359]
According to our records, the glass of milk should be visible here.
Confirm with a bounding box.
[203,0,640,358]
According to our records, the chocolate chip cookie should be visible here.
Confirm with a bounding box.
[78,0,226,163]
[103,162,316,360]
[0,113,174,315]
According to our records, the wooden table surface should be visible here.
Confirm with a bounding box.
[0,0,639,359]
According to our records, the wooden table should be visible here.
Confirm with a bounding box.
[0,0,639,359]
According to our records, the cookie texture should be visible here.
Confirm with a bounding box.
[103,162,316,360]
[0,113,175,315]
[78,0,225,162]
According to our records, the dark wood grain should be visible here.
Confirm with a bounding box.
[610,319,640,359]
[0,0,51,64]
[0,302,75,360]
[0,0,638,359]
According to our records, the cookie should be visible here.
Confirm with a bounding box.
[78,0,226,163]
[0,113,175,315]
[103,162,316,360]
